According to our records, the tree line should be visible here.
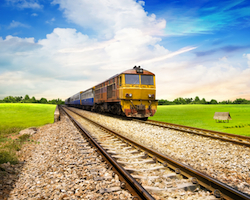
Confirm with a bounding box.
[159,96,250,105]
[0,95,64,105]
[1,95,249,105]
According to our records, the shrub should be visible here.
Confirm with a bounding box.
[3,140,21,151]
[0,150,18,164]
[19,134,30,142]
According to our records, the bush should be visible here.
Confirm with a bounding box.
[3,140,21,151]
[0,150,19,164]
[19,134,30,142]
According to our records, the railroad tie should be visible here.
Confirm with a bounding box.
[112,154,146,159]
[117,159,155,165]
[124,166,165,173]
[94,176,113,181]
[144,182,198,192]
[98,187,122,194]
[107,150,139,155]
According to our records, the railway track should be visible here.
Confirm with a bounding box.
[59,106,153,200]
[61,106,250,200]
[134,119,250,147]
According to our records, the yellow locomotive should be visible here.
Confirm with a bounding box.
[94,66,157,119]
[66,66,158,119]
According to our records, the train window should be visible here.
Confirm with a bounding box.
[119,76,122,86]
[125,74,139,84]
[141,75,154,85]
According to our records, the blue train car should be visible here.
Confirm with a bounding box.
[81,88,94,106]
[65,88,94,110]
[65,92,82,106]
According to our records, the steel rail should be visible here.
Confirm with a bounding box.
[134,119,250,147]
[64,106,250,200]
[60,106,154,200]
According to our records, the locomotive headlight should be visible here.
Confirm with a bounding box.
[137,68,143,73]
[126,93,132,97]
[148,94,155,98]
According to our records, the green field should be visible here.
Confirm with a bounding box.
[0,103,56,164]
[0,103,56,137]
[149,104,250,136]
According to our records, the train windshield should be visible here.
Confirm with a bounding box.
[141,75,154,85]
[125,74,139,84]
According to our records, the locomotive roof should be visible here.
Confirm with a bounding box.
[120,68,155,75]
[99,67,155,85]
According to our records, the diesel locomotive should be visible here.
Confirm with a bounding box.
[65,66,158,119]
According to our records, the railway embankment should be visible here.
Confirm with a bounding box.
[0,112,132,199]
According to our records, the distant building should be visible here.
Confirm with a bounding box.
[213,112,232,123]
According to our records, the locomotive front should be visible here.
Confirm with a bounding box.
[118,66,158,118]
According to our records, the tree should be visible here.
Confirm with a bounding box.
[193,96,200,104]
[3,96,11,103]
[40,98,48,104]
[210,99,218,104]
[173,98,182,104]
[233,98,250,104]
[48,99,57,104]
[15,96,22,102]
[30,96,37,103]
[200,98,207,104]
[0,95,65,104]
[158,99,166,105]
[178,97,187,104]
[219,100,232,104]
[158,99,173,105]
[24,95,30,101]
[185,98,193,104]
[57,99,64,105]
[48,98,65,105]
[3,96,17,103]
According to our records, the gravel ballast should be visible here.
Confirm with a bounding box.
[70,108,250,195]
[67,109,217,200]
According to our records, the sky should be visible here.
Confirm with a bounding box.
[0,0,250,101]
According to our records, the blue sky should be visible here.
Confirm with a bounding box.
[0,0,250,101]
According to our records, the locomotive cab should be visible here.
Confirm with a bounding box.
[118,66,158,118]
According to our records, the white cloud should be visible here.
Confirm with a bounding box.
[46,18,55,24]
[138,1,145,6]
[8,20,30,29]
[31,13,38,17]
[154,57,250,101]
[243,53,250,67]
[52,0,166,38]
[6,0,43,9]
[219,56,228,62]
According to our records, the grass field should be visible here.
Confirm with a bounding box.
[149,104,250,137]
[0,103,56,164]
[0,103,56,137]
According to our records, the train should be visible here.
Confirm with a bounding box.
[65,66,158,119]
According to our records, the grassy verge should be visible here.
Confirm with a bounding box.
[0,103,56,164]
[149,104,250,137]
